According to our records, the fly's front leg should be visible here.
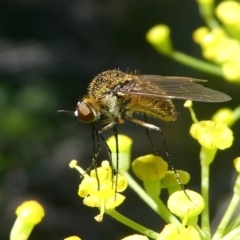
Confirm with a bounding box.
[91,124,101,188]
[99,120,119,194]
[98,121,117,169]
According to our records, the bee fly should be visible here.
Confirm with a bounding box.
[58,70,231,191]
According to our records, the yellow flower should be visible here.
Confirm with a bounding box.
[132,154,168,198]
[190,120,233,150]
[158,223,201,240]
[64,237,81,240]
[192,27,209,44]
[121,234,149,240]
[222,55,240,82]
[167,190,205,219]
[161,170,190,189]
[132,154,168,181]
[216,1,240,26]
[70,160,128,221]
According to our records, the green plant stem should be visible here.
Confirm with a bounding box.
[170,51,223,77]
[221,226,240,240]
[201,160,211,239]
[198,3,221,29]
[224,214,240,235]
[200,147,217,240]
[121,171,180,224]
[232,106,240,126]
[212,193,240,240]
[105,209,159,239]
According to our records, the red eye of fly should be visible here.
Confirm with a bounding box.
[76,101,96,123]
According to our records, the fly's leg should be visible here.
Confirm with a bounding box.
[98,121,119,193]
[112,123,119,197]
[98,121,117,171]
[144,114,159,156]
[89,124,101,188]
[130,117,188,197]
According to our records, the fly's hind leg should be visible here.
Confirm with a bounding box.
[130,117,187,195]
[144,114,159,156]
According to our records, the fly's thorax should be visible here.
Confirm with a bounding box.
[129,95,177,121]
[99,93,131,120]
[88,70,137,99]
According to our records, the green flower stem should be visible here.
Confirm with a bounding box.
[105,209,159,239]
[193,223,206,240]
[221,226,240,240]
[212,193,240,240]
[198,2,221,29]
[200,160,211,239]
[10,218,34,240]
[232,106,240,126]
[121,171,180,224]
[224,214,240,235]
[170,51,223,77]
[200,147,217,239]
[143,180,161,199]
[186,104,199,123]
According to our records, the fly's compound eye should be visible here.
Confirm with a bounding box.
[75,101,96,123]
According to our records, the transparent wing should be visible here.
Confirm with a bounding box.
[117,75,231,102]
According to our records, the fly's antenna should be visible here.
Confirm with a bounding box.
[56,110,75,117]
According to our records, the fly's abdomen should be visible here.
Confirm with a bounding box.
[130,96,177,121]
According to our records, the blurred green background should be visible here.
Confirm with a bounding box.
[0,0,238,239]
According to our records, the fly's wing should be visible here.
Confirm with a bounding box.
[117,75,231,102]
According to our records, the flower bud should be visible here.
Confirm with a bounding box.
[146,25,173,55]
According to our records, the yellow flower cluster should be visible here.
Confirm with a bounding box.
[193,1,240,82]
[70,160,128,222]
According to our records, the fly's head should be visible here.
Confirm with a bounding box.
[74,97,100,123]
[57,96,101,123]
